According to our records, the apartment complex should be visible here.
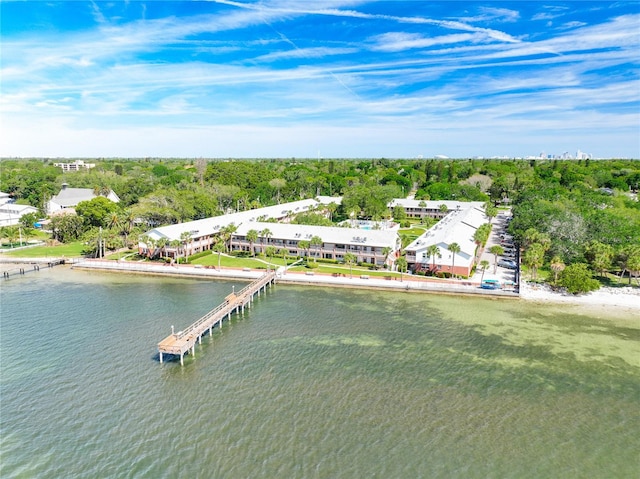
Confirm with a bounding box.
[139,197,490,276]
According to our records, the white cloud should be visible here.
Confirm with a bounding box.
[370,32,477,52]
[0,1,638,159]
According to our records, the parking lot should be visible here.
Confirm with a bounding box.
[473,210,518,288]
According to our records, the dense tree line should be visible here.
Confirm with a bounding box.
[1,157,639,285]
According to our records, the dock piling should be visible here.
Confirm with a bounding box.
[157,271,276,365]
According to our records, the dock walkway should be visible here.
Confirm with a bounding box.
[158,271,276,365]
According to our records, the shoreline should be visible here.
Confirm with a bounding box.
[68,258,520,299]
[519,280,640,312]
[4,256,638,311]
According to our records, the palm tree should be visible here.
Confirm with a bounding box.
[260,228,272,254]
[169,239,181,262]
[2,226,19,248]
[524,243,545,280]
[278,247,288,273]
[396,256,408,282]
[447,242,461,278]
[145,236,157,259]
[310,235,323,263]
[426,244,441,273]
[265,245,277,269]
[474,223,491,248]
[1,227,10,248]
[344,252,357,278]
[382,246,393,269]
[550,256,565,285]
[484,205,498,224]
[180,231,192,261]
[120,209,135,248]
[220,223,237,253]
[489,244,504,273]
[523,228,551,252]
[618,245,640,285]
[298,240,310,262]
[479,259,490,282]
[156,237,168,260]
[213,238,226,269]
[246,229,258,257]
[326,202,338,222]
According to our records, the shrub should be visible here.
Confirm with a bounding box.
[188,251,210,261]
[558,263,600,294]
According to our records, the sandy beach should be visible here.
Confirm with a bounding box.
[519,280,640,311]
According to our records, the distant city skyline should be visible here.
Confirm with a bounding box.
[1,1,639,159]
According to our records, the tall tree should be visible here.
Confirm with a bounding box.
[265,245,277,269]
[298,240,310,261]
[310,235,323,263]
[426,244,441,273]
[489,245,505,273]
[260,228,273,254]
[473,223,491,260]
[213,238,226,270]
[278,247,289,273]
[156,238,168,260]
[246,229,259,257]
[1,226,19,248]
[396,256,408,282]
[344,252,357,278]
[447,242,461,278]
[269,178,286,204]
[479,259,490,282]
[618,245,640,285]
[585,241,613,278]
[549,256,565,285]
[382,246,393,268]
[219,223,237,253]
[523,242,545,280]
[75,196,119,228]
[180,231,192,261]
[484,205,498,224]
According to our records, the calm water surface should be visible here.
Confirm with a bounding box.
[1,267,638,478]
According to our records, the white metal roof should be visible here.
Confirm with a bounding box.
[405,204,487,268]
[234,221,398,249]
[388,199,485,210]
[145,197,342,242]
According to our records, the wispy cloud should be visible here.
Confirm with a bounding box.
[1,1,638,158]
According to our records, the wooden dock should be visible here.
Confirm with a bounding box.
[158,271,276,365]
[2,259,65,279]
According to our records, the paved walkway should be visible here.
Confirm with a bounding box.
[71,259,519,298]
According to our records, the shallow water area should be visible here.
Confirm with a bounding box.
[1,268,638,478]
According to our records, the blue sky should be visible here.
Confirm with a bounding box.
[1,1,639,158]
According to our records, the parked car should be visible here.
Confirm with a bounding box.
[498,259,518,269]
[481,279,501,290]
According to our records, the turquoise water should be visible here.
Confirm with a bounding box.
[1,267,639,478]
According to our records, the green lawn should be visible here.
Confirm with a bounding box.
[190,252,405,278]
[287,262,403,279]
[1,241,86,258]
[191,252,276,269]
[399,225,429,236]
